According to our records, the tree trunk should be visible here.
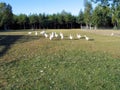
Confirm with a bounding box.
[71,23,72,29]
[39,23,41,29]
[23,23,26,29]
[94,25,97,30]
[86,23,88,29]
[67,23,69,29]
[31,24,34,30]
[4,24,7,30]
[90,23,91,30]
[80,24,82,29]
[54,23,56,29]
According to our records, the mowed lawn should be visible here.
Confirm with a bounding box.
[0,29,120,90]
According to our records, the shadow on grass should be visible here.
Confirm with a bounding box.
[51,37,94,41]
[0,35,40,58]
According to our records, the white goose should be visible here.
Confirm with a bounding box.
[35,31,38,36]
[55,32,58,38]
[84,35,90,41]
[49,32,54,40]
[40,30,45,35]
[60,32,64,39]
[49,34,53,40]
[44,33,48,38]
[77,34,82,39]
[28,32,32,35]
[111,33,114,36]
[69,34,73,40]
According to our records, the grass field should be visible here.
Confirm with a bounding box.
[0,29,120,90]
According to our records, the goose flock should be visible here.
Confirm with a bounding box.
[28,30,93,41]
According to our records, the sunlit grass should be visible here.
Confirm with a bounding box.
[0,29,120,89]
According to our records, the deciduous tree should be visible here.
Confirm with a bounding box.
[77,10,84,28]
[84,1,93,29]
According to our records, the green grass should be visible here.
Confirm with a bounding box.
[0,29,120,90]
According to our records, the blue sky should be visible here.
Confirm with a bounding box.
[1,0,86,15]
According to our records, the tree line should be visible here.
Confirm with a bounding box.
[0,0,120,30]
